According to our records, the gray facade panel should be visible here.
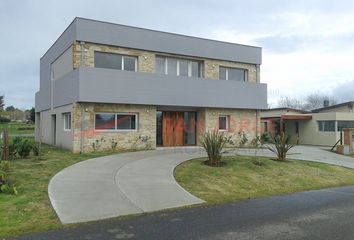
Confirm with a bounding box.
[75,18,262,64]
[77,68,267,110]
[53,71,79,108]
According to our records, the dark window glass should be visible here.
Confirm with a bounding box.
[337,121,354,131]
[219,116,228,130]
[219,67,227,80]
[228,68,246,81]
[156,112,163,145]
[95,114,115,130]
[318,121,335,132]
[155,57,165,74]
[123,56,136,71]
[94,52,122,70]
[167,58,177,75]
[116,114,136,130]
[190,61,200,77]
[179,60,189,76]
[184,112,196,145]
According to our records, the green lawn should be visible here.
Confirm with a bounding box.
[175,156,354,204]
[0,122,35,135]
[0,145,123,239]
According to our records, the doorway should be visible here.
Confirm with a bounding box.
[51,114,56,145]
[156,111,196,147]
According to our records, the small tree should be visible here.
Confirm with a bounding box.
[266,132,294,161]
[201,130,231,166]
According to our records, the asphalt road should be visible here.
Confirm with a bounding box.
[15,186,354,240]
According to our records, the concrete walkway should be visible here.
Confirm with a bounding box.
[49,145,354,224]
[48,148,206,224]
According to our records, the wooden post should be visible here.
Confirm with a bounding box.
[2,129,9,161]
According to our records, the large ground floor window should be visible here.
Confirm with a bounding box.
[95,113,138,131]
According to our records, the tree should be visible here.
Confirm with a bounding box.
[0,95,4,111]
[5,106,15,112]
[277,96,304,110]
[303,93,337,111]
[29,107,35,123]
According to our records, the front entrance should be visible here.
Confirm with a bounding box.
[156,111,196,147]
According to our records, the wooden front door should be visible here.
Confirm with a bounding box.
[162,112,184,146]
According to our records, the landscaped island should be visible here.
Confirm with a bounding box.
[175,156,354,204]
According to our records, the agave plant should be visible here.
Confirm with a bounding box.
[266,132,294,161]
[201,130,231,166]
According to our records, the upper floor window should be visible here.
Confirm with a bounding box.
[94,52,137,72]
[219,67,247,82]
[155,56,202,77]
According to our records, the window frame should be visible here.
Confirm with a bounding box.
[318,120,336,132]
[156,56,202,77]
[63,113,72,131]
[218,115,229,131]
[94,51,138,72]
[219,66,248,82]
[94,112,138,132]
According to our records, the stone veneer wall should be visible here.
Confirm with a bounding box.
[72,42,258,83]
[72,103,156,153]
[204,108,260,146]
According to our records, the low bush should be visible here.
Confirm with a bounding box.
[266,132,294,161]
[9,137,35,159]
[17,127,35,131]
[201,130,231,166]
[0,161,17,195]
[0,116,10,123]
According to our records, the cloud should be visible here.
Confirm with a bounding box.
[1,0,354,109]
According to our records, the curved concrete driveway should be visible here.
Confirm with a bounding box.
[49,146,354,224]
[48,148,206,224]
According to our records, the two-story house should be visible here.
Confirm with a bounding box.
[35,18,267,153]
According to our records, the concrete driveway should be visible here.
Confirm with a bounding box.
[48,145,354,224]
[48,148,206,224]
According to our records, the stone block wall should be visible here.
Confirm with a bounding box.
[72,42,258,83]
[203,108,259,146]
[72,103,156,153]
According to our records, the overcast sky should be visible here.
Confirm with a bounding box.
[1,0,354,109]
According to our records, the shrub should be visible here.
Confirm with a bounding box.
[266,132,294,161]
[260,133,270,145]
[0,116,10,123]
[250,136,261,148]
[201,130,231,166]
[17,139,33,158]
[238,131,248,147]
[0,161,17,195]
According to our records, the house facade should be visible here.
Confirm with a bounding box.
[35,18,267,153]
[261,102,354,146]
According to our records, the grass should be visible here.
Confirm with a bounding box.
[0,122,35,135]
[175,156,354,204]
[0,144,124,239]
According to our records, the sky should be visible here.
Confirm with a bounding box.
[1,0,354,109]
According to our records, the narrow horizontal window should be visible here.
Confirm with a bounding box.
[95,52,122,70]
[95,113,116,130]
[337,121,354,131]
[155,56,202,77]
[219,67,247,82]
[318,121,335,132]
[94,52,137,72]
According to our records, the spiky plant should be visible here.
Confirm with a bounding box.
[266,132,294,161]
[201,130,231,166]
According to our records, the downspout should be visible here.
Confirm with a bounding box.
[80,41,85,67]
[256,64,261,136]
[79,41,85,153]
[80,103,85,154]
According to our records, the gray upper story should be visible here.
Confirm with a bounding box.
[35,17,267,112]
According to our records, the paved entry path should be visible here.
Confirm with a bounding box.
[49,145,354,224]
[48,148,206,224]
